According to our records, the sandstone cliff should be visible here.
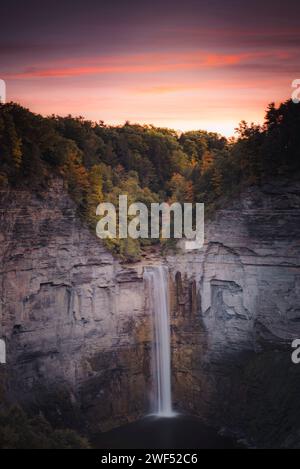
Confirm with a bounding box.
[1,179,300,447]
[167,180,300,447]
[0,180,151,432]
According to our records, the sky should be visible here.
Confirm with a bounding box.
[1,0,300,136]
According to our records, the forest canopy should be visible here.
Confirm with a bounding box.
[0,100,299,260]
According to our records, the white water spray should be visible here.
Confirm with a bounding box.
[144,265,175,417]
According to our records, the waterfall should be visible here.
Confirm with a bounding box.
[144,265,175,417]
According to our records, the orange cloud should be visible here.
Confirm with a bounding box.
[5,50,270,79]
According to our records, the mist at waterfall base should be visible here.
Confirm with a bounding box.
[95,266,238,449]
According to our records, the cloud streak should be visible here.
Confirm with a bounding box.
[5,50,292,79]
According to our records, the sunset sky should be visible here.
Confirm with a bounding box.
[1,0,300,136]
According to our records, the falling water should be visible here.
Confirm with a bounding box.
[144,265,174,417]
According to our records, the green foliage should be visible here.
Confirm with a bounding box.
[100,171,159,261]
[179,130,227,162]
[0,405,89,449]
[0,100,299,259]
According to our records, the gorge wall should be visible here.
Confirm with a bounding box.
[0,180,151,433]
[1,179,300,447]
[168,180,300,447]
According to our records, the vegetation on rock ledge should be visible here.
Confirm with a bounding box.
[0,406,89,449]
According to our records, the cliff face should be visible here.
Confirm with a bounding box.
[167,180,300,447]
[0,180,151,432]
[1,179,300,447]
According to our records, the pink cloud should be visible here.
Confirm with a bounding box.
[5,50,277,79]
